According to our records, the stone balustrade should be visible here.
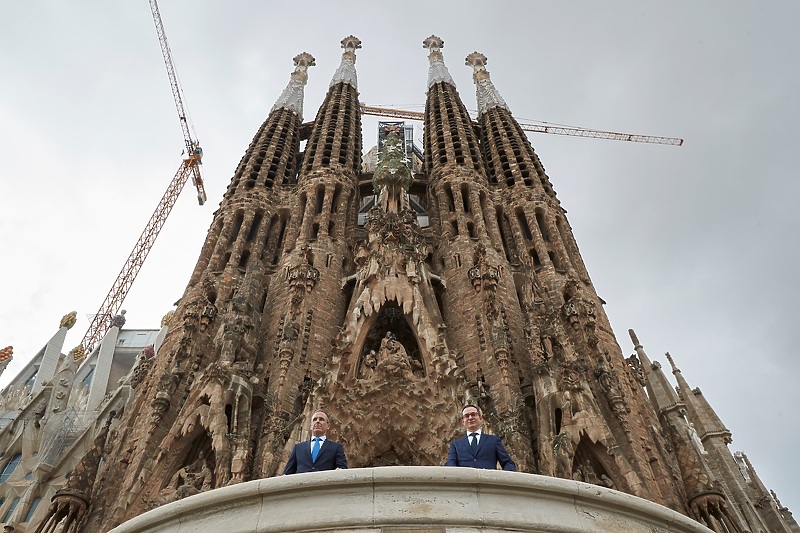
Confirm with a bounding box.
[110,466,707,533]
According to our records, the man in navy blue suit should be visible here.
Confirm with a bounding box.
[283,410,348,474]
[445,405,516,471]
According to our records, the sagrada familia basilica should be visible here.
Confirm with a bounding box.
[0,36,797,533]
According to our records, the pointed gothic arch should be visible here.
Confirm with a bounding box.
[351,301,426,380]
[572,432,624,491]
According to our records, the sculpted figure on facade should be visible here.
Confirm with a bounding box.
[160,453,213,502]
[128,345,155,390]
[684,418,708,455]
[594,352,630,427]
[287,245,320,307]
[150,370,181,430]
[553,431,575,479]
[373,331,421,380]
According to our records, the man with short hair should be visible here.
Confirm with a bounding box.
[283,410,348,474]
[445,405,516,471]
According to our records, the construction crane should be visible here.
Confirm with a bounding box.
[360,105,684,146]
[78,0,207,354]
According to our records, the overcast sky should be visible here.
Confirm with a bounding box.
[1,0,798,512]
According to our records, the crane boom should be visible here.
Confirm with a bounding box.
[80,156,201,352]
[360,105,683,146]
[78,1,207,353]
[149,0,207,204]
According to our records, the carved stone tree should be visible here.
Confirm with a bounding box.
[316,129,465,466]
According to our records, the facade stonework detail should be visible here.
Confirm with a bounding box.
[0,36,796,533]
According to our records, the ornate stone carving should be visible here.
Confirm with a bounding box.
[149,371,181,431]
[595,352,630,430]
[60,311,78,329]
[287,245,320,308]
[625,354,646,386]
[128,346,155,390]
[160,453,212,502]
[553,432,575,479]
[161,310,175,327]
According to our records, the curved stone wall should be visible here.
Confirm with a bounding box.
[110,467,707,533]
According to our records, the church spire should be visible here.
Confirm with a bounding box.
[423,35,456,88]
[628,329,683,416]
[270,52,315,119]
[330,35,361,88]
[465,52,509,115]
[300,36,363,177]
[422,35,484,179]
[666,351,731,444]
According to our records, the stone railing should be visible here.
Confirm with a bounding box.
[110,466,708,533]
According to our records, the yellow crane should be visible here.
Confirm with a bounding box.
[78,0,206,354]
[360,105,684,146]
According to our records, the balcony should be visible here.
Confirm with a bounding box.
[110,466,706,533]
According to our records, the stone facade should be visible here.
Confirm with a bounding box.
[1,35,798,533]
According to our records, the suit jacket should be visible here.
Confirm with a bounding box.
[283,438,347,474]
[445,433,516,471]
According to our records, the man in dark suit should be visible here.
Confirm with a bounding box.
[283,410,348,474]
[445,405,516,471]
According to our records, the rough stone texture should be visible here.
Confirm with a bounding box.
[4,38,796,533]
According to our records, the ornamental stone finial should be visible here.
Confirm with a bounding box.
[294,52,316,70]
[71,345,87,362]
[665,352,679,373]
[60,311,78,330]
[465,51,508,114]
[341,35,362,54]
[465,52,488,77]
[423,35,445,52]
[161,310,175,327]
[271,52,316,118]
[423,35,455,89]
[330,36,361,88]
[0,346,12,362]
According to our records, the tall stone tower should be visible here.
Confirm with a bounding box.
[69,36,798,533]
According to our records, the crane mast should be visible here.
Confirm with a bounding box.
[360,105,683,146]
[78,1,206,354]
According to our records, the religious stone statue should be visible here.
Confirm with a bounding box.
[359,350,377,380]
[685,419,708,455]
[375,332,418,379]
[161,453,213,502]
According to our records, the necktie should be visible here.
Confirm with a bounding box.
[469,432,479,455]
[311,437,321,462]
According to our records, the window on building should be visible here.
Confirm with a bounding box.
[23,497,41,522]
[24,370,38,389]
[82,368,95,388]
[0,454,21,483]
[2,498,19,523]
